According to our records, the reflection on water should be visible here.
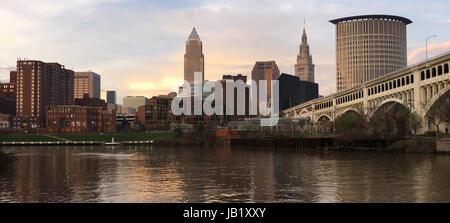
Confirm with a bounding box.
[0,146,449,203]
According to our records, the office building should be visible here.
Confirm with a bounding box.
[218,74,250,122]
[74,71,101,99]
[101,90,117,104]
[184,27,205,85]
[278,73,318,110]
[123,96,148,114]
[330,15,411,91]
[294,28,315,82]
[251,61,280,113]
[15,60,74,127]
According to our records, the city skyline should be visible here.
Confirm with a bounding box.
[0,0,449,104]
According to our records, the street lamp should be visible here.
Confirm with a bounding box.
[426,35,437,60]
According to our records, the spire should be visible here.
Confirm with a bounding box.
[301,27,307,45]
[188,27,200,40]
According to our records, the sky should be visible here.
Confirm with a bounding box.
[0,0,449,104]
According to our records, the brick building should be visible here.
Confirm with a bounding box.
[75,93,107,109]
[137,94,176,129]
[46,105,116,133]
[0,71,17,115]
[15,60,74,127]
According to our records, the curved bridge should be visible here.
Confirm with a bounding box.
[283,51,450,133]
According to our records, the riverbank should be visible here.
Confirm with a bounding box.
[0,132,443,154]
[0,132,172,143]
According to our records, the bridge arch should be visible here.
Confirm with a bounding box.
[369,98,411,119]
[297,110,311,119]
[339,108,362,117]
[315,114,333,122]
[423,85,450,115]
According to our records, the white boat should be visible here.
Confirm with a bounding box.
[105,137,120,146]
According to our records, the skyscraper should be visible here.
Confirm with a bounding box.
[101,90,117,104]
[74,71,101,99]
[15,60,74,127]
[294,28,315,83]
[330,15,411,92]
[184,27,204,85]
[251,61,280,111]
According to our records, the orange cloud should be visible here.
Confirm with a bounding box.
[408,41,450,64]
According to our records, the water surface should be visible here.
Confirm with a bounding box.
[0,146,449,202]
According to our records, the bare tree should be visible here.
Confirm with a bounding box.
[424,93,450,136]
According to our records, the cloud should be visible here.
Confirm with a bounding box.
[0,0,449,104]
[408,41,450,64]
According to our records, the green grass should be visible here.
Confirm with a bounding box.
[0,134,63,142]
[55,132,173,142]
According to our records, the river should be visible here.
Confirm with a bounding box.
[0,146,449,202]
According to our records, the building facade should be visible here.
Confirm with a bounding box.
[330,15,411,92]
[137,94,176,129]
[294,28,315,82]
[251,61,280,112]
[101,90,117,104]
[278,73,318,110]
[74,71,101,99]
[15,60,74,127]
[0,114,11,129]
[218,74,250,122]
[123,96,148,114]
[0,71,17,115]
[184,27,204,85]
[75,93,107,109]
[46,105,116,133]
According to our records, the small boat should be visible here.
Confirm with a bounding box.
[105,137,120,146]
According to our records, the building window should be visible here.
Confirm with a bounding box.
[444,64,449,73]
[426,69,430,79]
[432,68,436,77]
[438,65,443,75]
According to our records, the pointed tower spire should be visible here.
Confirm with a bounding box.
[188,27,200,40]
[294,21,315,83]
[302,27,307,44]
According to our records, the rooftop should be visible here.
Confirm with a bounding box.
[330,14,412,25]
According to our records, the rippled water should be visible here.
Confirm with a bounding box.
[0,146,449,203]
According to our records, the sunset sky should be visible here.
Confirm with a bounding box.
[0,0,449,104]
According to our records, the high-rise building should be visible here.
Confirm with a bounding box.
[218,74,250,121]
[123,96,148,114]
[101,90,117,104]
[294,28,315,82]
[251,61,280,110]
[184,27,204,85]
[278,73,318,110]
[330,15,411,92]
[74,71,101,99]
[15,60,74,127]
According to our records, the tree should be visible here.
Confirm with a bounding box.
[425,93,450,136]
[410,111,422,135]
[335,111,366,137]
